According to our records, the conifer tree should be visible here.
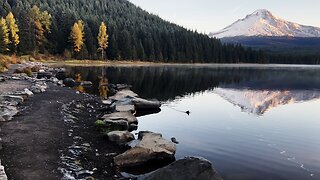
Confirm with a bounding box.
[0,17,10,53]
[97,22,108,60]
[6,12,19,52]
[70,21,84,53]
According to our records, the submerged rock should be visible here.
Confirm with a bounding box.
[145,157,223,180]
[80,81,93,86]
[114,131,176,167]
[107,131,135,145]
[132,97,161,110]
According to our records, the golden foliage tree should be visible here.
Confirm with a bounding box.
[30,5,52,52]
[70,20,85,53]
[97,22,108,59]
[0,17,10,53]
[6,12,19,52]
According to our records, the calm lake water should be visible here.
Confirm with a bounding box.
[64,64,320,180]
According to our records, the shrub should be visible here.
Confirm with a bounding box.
[94,120,106,128]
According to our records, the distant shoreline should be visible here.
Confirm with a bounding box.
[47,60,320,68]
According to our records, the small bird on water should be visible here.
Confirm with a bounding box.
[185,111,191,115]
[171,137,179,144]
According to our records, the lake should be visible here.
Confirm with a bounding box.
[63,64,320,180]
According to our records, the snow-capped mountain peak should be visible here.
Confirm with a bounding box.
[209,9,320,38]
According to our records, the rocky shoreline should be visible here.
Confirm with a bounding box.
[0,61,222,180]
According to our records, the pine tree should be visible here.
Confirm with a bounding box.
[6,12,19,53]
[97,22,108,60]
[70,21,84,53]
[0,17,10,53]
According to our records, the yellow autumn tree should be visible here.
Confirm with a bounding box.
[0,17,10,53]
[97,22,108,59]
[70,21,84,53]
[30,5,52,52]
[6,12,19,52]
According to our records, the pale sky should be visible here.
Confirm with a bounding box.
[129,0,320,34]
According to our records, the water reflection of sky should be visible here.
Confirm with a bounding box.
[137,91,320,180]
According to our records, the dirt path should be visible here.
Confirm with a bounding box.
[0,83,126,180]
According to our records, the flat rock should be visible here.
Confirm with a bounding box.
[145,157,223,180]
[115,104,135,113]
[114,131,176,167]
[132,97,161,110]
[109,90,138,101]
[107,131,135,145]
[102,112,138,125]
[105,119,129,130]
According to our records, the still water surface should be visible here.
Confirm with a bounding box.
[64,64,320,180]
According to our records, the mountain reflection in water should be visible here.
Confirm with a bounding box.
[63,64,320,180]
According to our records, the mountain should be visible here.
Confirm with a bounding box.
[209,9,320,38]
[213,88,320,115]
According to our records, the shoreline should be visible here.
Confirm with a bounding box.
[0,61,223,179]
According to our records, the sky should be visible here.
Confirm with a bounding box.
[129,0,320,34]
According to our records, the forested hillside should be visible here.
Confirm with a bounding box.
[0,0,269,63]
[0,0,319,64]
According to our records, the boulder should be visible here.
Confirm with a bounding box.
[102,111,138,125]
[37,72,53,79]
[63,78,78,87]
[9,88,33,99]
[145,157,223,180]
[109,90,138,101]
[55,71,67,80]
[49,77,59,84]
[114,131,176,167]
[132,98,161,110]
[107,131,135,145]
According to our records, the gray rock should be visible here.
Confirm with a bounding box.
[114,131,176,167]
[0,105,19,121]
[37,72,53,79]
[116,84,132,90]
[102,100,113,106]
[102,111,138,125]
[105,119,129,130]
[63,78,77,87]
[107,131,135,145]
[109,90,138,101]
[0,164,7,180]
[49,77,59,84]
[115,104,135,113]
[145,157,223,180]
[132,97,161,110]
[9,88,33,98]
[80,81,93,86]
[0,95,24,104]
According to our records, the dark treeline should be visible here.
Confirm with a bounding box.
[1,0,319,64]
[65,66,320,100]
